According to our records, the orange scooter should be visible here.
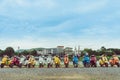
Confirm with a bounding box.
[109,56,120,67]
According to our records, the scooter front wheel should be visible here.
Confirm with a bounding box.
[28,64,31,68]
[105,63,108,67]
[9,64,13,68]
[65,63,68,68]
[1,63,4,68]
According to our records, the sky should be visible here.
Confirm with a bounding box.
[0,0,120,50]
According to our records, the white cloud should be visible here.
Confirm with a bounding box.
[81,24,120,38]
[0,0,120,50]
[102,11,120,22]
[39,19,77,32]
[71,0,108,14]
[0,0,58,20]
[0,0,108,20]
[1,36,120,51]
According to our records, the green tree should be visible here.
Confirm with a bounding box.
[29,49,37,56]
[99,46,106,55]
[101,46,106,51]
[83,48,93,56]
[21,50,29,55]
[0,49,4,57]
[5,47,15,57]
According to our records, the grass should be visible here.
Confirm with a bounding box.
[0,68,120,80]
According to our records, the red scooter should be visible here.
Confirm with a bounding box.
[90,55,97,67]
[10,56,21,68]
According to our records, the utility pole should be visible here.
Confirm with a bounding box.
[74,46,77,55]
[78,45,81,55]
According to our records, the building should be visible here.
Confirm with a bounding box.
[64,47,73,55]
[36,46,66,55]
[57,46,64,54]
[44,48,57,54]
[37,48,57,55]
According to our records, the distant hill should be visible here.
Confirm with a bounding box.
[16,47,45,52]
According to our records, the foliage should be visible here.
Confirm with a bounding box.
[20,50,29,56]
[1,46,120,58]
[4,47,15,57]
[0,49,4,57]
[29,49,38,56]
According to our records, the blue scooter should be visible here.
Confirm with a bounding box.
[82,55,90,67]
[73,56,79,68]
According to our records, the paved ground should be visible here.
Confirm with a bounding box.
[0,67,120,80]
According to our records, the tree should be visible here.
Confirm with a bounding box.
[101,46,106,51]
[99,46,107,55]
[0,49,4,57]
[5,47,15,57]
[21,50,29,56]
[29,49,37,56]
[83,48,93,56]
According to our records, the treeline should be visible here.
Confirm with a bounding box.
[0,47,38,57]
[0,46,120,57]
[81,47,120,56]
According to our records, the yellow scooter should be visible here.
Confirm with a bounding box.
[1,55,13,68]
[27,56,36,68]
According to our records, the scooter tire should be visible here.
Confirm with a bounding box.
[28,64,31,68]
[1,63,4,68]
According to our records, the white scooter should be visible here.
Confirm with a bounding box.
[38,56,45,68]
[19,55,27,68]
[46,56,53,68]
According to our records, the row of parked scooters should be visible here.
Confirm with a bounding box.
[82,54,120,67]
[0,55,53,68]
[0,53,120,68]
